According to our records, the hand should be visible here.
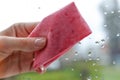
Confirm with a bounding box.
[0,22,46,78]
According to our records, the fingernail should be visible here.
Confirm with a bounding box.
[34,38,46,49]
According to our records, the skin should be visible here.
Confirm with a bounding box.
[0,22,46,79]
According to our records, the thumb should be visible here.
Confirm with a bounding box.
[0,36,46,52]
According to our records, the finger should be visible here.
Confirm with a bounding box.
[0,36,46,52]
[0,22,39,36]
[14,22,39,34]
[23,22,39,33]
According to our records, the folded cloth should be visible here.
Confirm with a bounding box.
[29,2,92,73]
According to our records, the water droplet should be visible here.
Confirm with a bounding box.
[87,78,91,80]
[104,12,107,15]
[111,11,114,14]
[92,63,96,66]
[101,39,105,42]
[80,73,82,76]
[104,24,107,27]
[87,77,91,80]
[65,58,69,60]
[88,51,92,54]
[89,57,92,61]
[71,68,74,71]
[101,45,105,48]
[118,10,120,13]
[41,66,45,71]
[88,52,92,57]
[95,41,99,44]
[113,61,116,64]
[89,37,91,39]
[38,7,40,9]
[75,52,78,56]
[116,33,120,37]
[75,51,78,53]
[88,54,91,57]
[88,51,92,57]
[95,76,98,78]
[78,42,81,44]
[40,65,46,73]
[75,53,78,56]
[96,57,100,61]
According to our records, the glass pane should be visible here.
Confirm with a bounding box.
[0,0,119,80]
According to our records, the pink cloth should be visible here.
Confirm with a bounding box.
[29,2,92,73]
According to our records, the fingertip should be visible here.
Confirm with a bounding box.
[34,37,46,50]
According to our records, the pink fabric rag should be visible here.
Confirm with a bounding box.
[29,2,92,73]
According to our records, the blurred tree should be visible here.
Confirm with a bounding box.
[100,0,120,65]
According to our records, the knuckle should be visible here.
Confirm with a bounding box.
[11,22,26,29]
[0,37,9,51]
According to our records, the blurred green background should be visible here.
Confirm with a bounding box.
[2,60,120,80]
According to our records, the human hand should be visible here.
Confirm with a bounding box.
[0,22,46,78]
